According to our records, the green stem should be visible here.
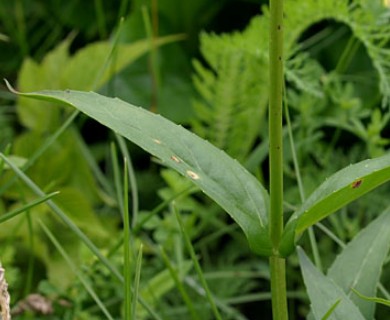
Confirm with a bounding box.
[269,0,284,251]
[268,0,288,319]
[270,257,288,320]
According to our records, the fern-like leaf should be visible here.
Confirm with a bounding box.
[192,0,390,163]
[192,32,269,162]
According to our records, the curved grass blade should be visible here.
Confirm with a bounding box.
[8,85,272,256]
[281,153,390,256]
[123,159,132,320]
[351,288,390,308]
[132,244,143,320]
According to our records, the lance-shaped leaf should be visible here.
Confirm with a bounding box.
[280,154,390,256]
[298,247,366,320]
[327,209,390,319]
[7,85,271,256]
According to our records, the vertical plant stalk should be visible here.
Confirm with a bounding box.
[0,264,11,320]
[268,0,288,319]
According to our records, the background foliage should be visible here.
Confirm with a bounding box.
[0,0,389,319]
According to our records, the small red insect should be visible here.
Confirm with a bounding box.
[352,179,362,189]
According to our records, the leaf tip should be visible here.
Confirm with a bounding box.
[3,79,19,94]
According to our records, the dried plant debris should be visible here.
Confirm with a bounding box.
[0,264,10,320]
[11,294,53,317]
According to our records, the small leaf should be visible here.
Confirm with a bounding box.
[281,154,390,256]
[298,247,366,320]
[327,209,390,319]
[8,86,272,256]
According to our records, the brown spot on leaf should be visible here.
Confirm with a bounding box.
[171,155,181,163]
[352,179,362,189]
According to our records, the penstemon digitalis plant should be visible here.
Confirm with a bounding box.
[4,0,390,319]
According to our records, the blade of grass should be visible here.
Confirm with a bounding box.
[123,158,132,319]
[321,299,341,320]
[173,203,222,320]
[94,0,108,39]
[351,287,390,307]
[117,0,130,21]
[142,5,160,112]
[111,142,124,217]
[38,220,115,320]
[0,192,59,224]
[25,209,34,297]
[91,15,126,91]
[116,134,139,227]
[0,144,11,176]
[160,247,199,320]
[132,244,143,320]
[15,0,28,56]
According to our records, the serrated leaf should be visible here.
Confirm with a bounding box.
[10,87,272,256]
[298,247,366,320]
[327,209,390,319]
[281,154,390,256]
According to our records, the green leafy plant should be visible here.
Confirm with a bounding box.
[6,33,390,320]
[3,0,390,318]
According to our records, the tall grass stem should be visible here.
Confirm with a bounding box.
[132,244,143,320]
[123,159,132,319]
